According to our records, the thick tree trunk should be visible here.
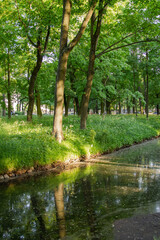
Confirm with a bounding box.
[27,50,43,121]
[52,0,96,140]
[7,50,11,119]
[53,52,70,141]
[35,87,42,117]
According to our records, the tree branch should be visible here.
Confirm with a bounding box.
[96,33,134,58]
[43,25,51,53]
[96,38,160,58]
[67,1,97,52]
[15,0,37,48]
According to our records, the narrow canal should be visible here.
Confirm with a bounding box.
[1,139,160,240]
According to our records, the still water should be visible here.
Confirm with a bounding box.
[1,139,160,240]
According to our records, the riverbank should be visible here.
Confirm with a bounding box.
[0,114,160,180]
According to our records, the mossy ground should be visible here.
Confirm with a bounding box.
[0,114,160,174]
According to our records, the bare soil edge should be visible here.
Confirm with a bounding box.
[0,135,159,183]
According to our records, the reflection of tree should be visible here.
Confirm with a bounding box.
[31,195,46,240]
[54,183,66,239]
[82,178,98,240]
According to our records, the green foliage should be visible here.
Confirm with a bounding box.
[0,115,160,174]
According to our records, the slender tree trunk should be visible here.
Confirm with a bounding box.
[119,101,121,114]
[75,97,80,115]
[35,87,42,117]
[127,105,130,114]
[27,50,43,121]
[127,99,130,114]
[7,49,11,119]
[145,49,149,119]
[80,48,95,128]
[156,94,159,115]
[101,100,104,115]
[157,104,159,115]
[80,2,103,129]
[133,68,136,114]
[106,100,111,114]
[95,99,98,114]
[2,94,6,116]
[64,94,70,116]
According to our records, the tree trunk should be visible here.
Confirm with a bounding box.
[80,48,95,129]
[2,94,6,117]
[156,94,159,115]
[95,99,98,114]
[119,101,121,114]
[106,100,111,114]
[127,105,130,114]
[145,48,149,119]
[64,94,70,116]
[35,87,42,117]
[101,100,104,115]
[80,2,103,129]
[27,49,43,121]
[7,49,11,119]
[53,51,70,142]
[52,0,96,140]
[75,97,80,115]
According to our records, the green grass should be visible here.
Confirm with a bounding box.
[0,114,160,174]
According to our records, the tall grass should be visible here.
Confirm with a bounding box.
[0,114,159,174]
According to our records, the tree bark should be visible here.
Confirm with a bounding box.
[64,94,70,116]
[2,94,6,117]
[27,46,43,121]
[35,87,42,117]
[145,48,149,119]
[53,0,96,140]
[27,25,50,121]
[106,100,111,114]
[101,100,104,115]
[80,0,104,129]
[156,94,159,115]
[75,97,80,115]
[119,101,121,114]
[7,49,11,119]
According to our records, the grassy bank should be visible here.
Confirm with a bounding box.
[0,114,160,174]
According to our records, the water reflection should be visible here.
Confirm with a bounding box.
[0,139,160,239]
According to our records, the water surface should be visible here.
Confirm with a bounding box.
[1,139,160,240]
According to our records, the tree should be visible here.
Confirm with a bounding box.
[52,0,97,142]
